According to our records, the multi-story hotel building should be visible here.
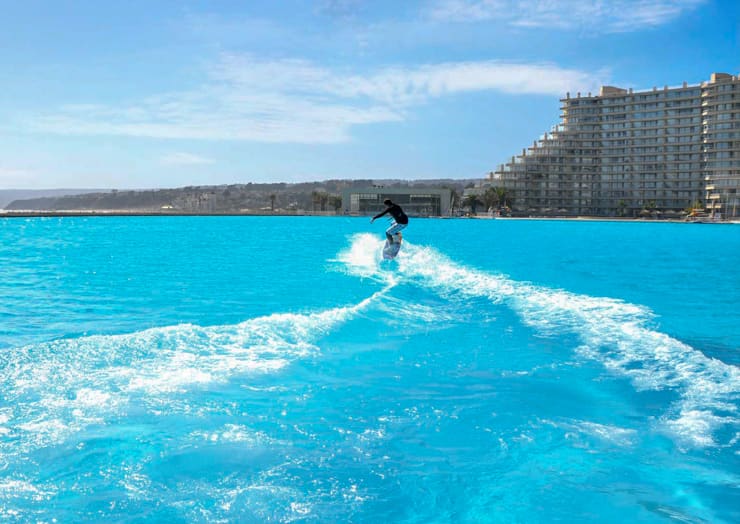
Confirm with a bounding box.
[489,72,740,218]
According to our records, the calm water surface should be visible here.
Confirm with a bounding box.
[0,216,738,522]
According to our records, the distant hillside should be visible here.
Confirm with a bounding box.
[0,189,108,209]
[5,180,478,213]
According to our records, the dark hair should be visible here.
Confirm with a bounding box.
[383,199,392,205]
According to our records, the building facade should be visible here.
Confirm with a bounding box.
[341,187,452,217]
[489,72,740,218]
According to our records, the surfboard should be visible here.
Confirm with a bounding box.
[382,235,402,260]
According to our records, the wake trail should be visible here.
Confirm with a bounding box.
[341,234,739,449]
[0,283,395,454]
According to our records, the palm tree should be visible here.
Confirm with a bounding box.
[495,187,510,208]
[617,199,627,217]
[463,194,481,215]
[311,191,319,212]
[482,187,500,211]
[311,191,329,212]
[328,195,342,212]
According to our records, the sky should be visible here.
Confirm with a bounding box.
[0,0,738,189]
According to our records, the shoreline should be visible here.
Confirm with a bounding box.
[1,209,736,224]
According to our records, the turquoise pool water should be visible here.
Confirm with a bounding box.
[0,216,738,522]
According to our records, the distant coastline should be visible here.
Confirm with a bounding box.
[0,179,476,215]
[2,181,736,223]
[2,209,735,224]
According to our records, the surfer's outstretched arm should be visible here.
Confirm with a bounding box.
[371,209,389,222]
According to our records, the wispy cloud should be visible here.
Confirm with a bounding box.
[427,0,706,32]
[160,152,215,166]
[28,54,605,144]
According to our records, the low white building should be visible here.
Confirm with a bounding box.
[341,187,452,217]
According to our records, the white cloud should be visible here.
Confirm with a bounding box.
[28,54,605,144]
[160,152,215,166]
[427,0,706,32]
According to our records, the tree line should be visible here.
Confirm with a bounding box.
[5,179,483,213]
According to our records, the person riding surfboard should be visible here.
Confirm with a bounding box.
[371,199,408,243]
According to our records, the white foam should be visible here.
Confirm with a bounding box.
[1,288,392,453]
[360,238,740,449]
[544,418,638,447]
[0,479,55,502]
[74,388,112,407]
[189,424,270,445]
[335,233,385,277]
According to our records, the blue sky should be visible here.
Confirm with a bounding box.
[0,0,737,189]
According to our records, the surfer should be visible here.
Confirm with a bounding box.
[371,199,408,243]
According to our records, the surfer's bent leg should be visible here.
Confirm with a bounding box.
[385,222,407,242]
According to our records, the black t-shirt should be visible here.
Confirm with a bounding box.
[374,204,408,224]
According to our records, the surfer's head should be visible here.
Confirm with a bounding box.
[383,199,393,206]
